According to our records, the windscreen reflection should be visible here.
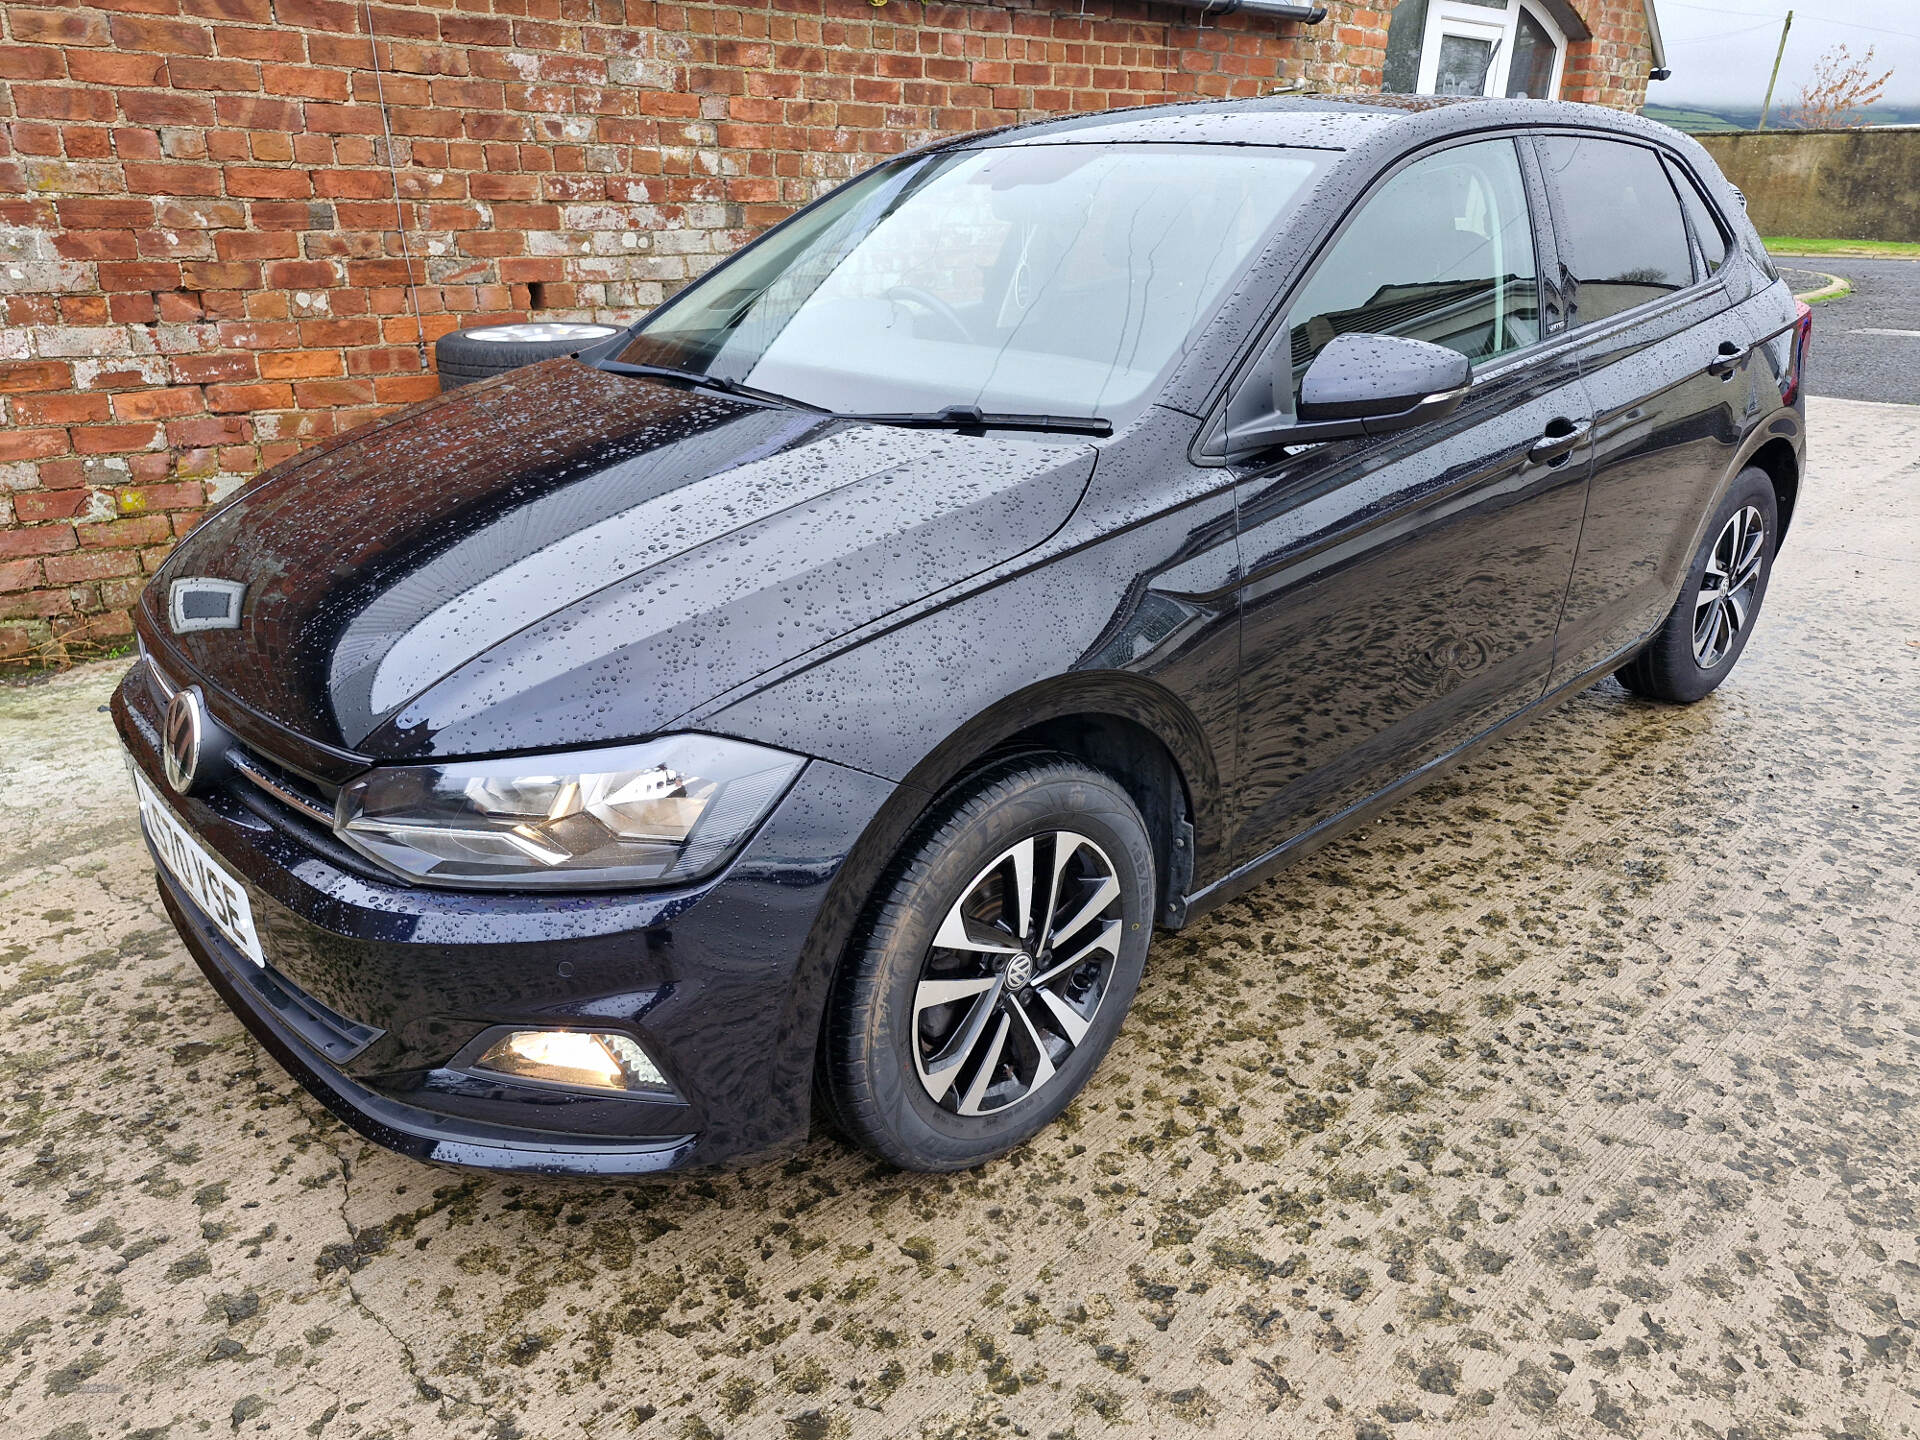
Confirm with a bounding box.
[618,143,1326,421]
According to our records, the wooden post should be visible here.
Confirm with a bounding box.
[1757,10,1792,131]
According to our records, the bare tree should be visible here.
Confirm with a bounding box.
[1786,44,1893,130]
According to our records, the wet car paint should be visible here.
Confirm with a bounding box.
[116,658,902,1173]
[142,361,1094,760]
[117,96,1805,1174]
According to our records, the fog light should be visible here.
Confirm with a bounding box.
[473,1030,670,1093]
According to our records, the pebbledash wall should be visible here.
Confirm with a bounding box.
[0,0,1658,662]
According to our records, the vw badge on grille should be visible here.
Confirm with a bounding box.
[164,687,205,795]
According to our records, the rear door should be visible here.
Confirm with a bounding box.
[1532,133,1750,686]
[1229,135,1595,859]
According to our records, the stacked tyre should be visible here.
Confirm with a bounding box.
[433,322,625,391]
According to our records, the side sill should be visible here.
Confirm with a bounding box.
[1170,637,1651,928]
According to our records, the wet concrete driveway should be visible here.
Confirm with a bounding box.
[3,396,1917,1440]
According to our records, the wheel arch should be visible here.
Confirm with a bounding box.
[868,670,1220,931]
[1743,435,1801,540]
[970,712,1196,932]
[787,672,1221,1075]
[783,671,1222,1133]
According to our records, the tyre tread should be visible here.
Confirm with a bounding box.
[432,325,624,390]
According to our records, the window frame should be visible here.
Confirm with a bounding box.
[1661,153,1733,280]
[1415,0,1568,100]
[1503,2,1569,99]
[1669,151,1774,280]
[1418,5,1508,97]
[1192,130,1570,466]
[1526,130,1722,338]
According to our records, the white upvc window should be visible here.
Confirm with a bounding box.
[1416,0,1568,100]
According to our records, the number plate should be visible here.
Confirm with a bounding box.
[132,762,265,966]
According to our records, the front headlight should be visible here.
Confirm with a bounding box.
[334,735,804,889]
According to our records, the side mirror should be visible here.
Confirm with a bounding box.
[1223,332,1473,461]
[1298,332,1472,426]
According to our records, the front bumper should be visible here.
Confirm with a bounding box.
[115,664,897,1176]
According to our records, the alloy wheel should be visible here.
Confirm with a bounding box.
[1693,504,1765,669]
[912,831,1125,1116]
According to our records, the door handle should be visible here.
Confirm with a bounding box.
[1527,417,1591,465]
[1706,340,1751,378]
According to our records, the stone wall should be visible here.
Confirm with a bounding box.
[1697,128,1920,245]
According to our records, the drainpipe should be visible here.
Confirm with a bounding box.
[1171,0,1330,21]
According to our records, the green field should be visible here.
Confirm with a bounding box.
[1642,103,1920,132]
[1643,105,1746,133]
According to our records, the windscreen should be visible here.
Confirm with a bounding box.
[617,143,1328,420]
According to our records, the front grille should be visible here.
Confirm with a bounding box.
[218,737,388,878]
[141,642,177,706]
[228,748,338,827]
[135,649,390,879]
[141,649,342,826]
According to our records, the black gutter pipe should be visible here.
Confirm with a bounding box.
[1171,0,1329,21]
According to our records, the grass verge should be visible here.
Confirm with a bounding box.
[1763,237,1920,259]
[1790,272,1852,304]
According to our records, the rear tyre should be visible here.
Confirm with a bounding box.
[1617,466,1778,704]
[433,322,624,390]
[820,757,1154,1172]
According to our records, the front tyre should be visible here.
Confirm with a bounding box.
[821,758,1155,1172]
[1618,466,1778,704]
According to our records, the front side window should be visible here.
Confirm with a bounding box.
[1282,138,1540,404]
[617,143,1327,422]
[1539,136,1696,326]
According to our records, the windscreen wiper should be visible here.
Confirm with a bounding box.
[596,369,1109,436]
[836,405,1112,437]
[595,360,822,411]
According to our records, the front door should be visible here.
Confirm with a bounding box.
[1231,136,1595,859]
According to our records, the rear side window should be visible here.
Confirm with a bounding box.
[1538,136,1694,325]
[1284,137,1540,402]
[1668,162,1729,274]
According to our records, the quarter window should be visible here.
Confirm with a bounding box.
[1539,137,1696,326]
[1283,139,1540,403]
[1669,163,1729,274]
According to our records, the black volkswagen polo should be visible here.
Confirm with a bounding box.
[116,96,1810,1176]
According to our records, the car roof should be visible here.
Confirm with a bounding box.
[959,94,1684,154]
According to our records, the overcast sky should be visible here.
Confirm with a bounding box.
[1646,0,1920,109]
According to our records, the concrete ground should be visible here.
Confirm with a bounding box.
[2,396,1917,1440]
[1772,256,1920,406]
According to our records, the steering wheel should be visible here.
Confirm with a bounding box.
[886,285,970,343]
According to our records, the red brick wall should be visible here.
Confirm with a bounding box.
[0,0,1651,663]
[1560,0,1656,109]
